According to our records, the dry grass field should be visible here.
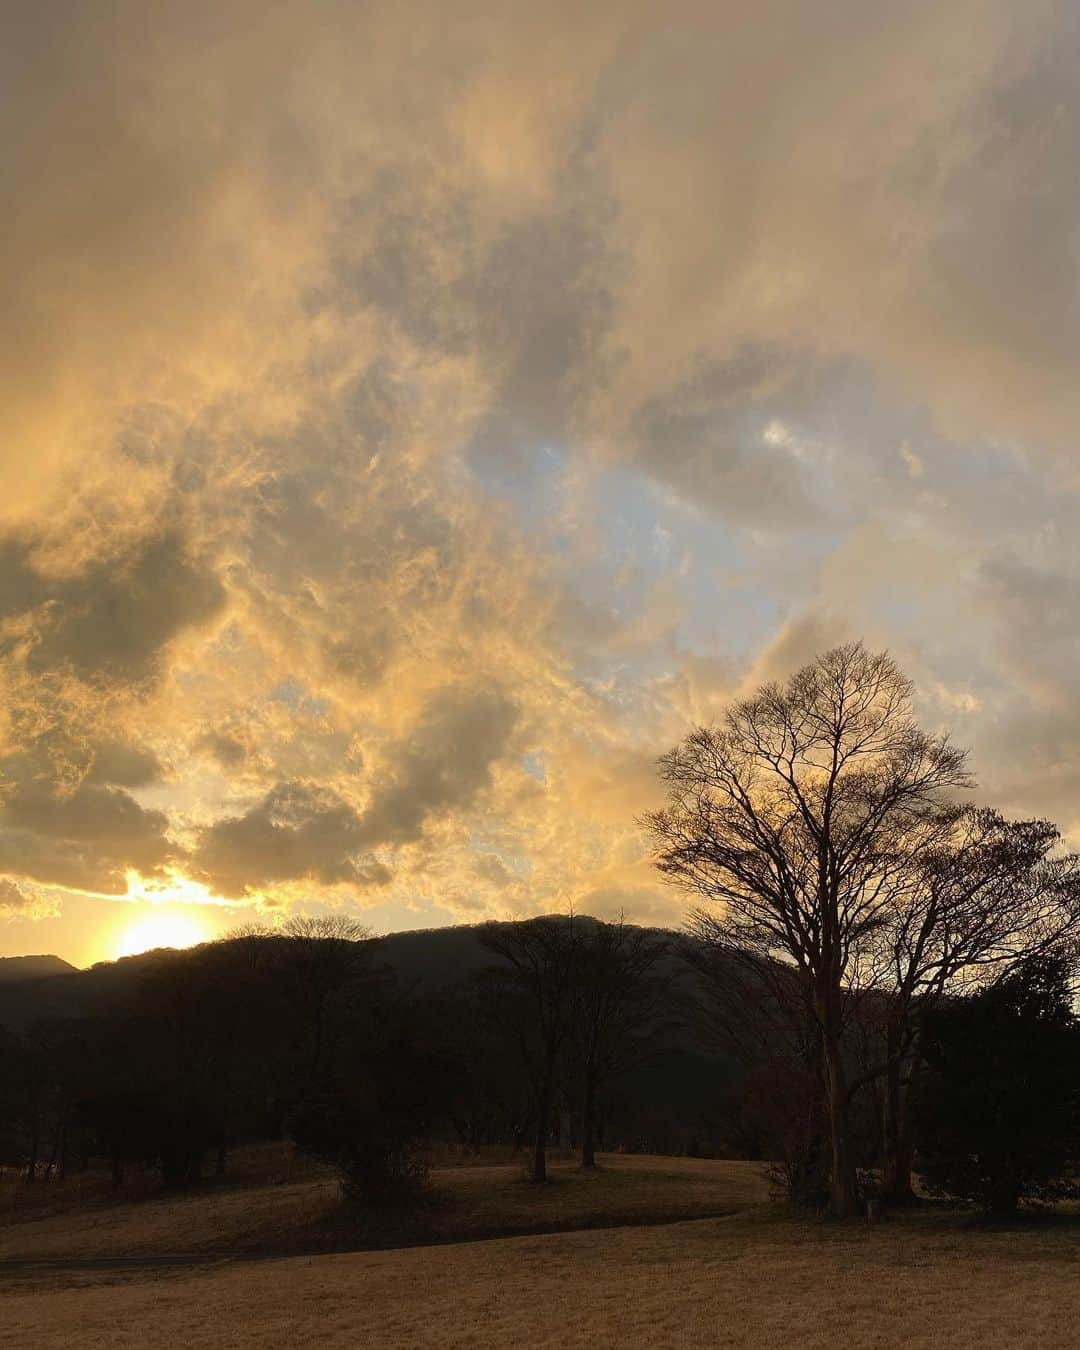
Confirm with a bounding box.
[5,1203,1080,1348]
[4,1158,1080,1348]
[0,1154,767,1262]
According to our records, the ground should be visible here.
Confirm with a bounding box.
[0,1153,768,1261]
[3,1157,1080,1347]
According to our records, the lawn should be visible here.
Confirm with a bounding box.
[0,1154,768,1263]
[5,1201,1080,1348]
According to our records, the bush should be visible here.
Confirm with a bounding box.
[339,1140,430,1209]
[287,1089,430,1211]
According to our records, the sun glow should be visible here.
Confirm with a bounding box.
[112,910,214,959]
[125,870,226,908]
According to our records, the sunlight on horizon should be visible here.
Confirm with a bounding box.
[112,910,215,960]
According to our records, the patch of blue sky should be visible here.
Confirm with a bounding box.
[872,585,931,635]
[269,679,331,717]
[464,429,852,675]
[522,751,546,781]
[568,461,836,666]
[465,437,576,552]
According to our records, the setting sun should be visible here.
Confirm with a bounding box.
[113,911,213,960]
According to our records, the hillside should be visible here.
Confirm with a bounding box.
[0,1154,767,1264]
[0,917,689,1020]
[0,955,77,985]
[0,918,743,1156]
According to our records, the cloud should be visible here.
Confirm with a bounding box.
[198,732,250,771]
[357,686,520,848]
[190,781,379,899]
[976,555,1080,709]
[0,527,225,687]
[627,346,825,525]
[0,779,173,896]
[0,879,31,912]
[738,612,855,693]
[86,740,163,788]
[5,1,1080,949]
[191,686,519,898]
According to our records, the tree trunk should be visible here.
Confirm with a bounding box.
[897,1054,921,1195]
[822,1024,859,1218]
[581,1073,597,1169]
[989,1164,1019,1217]
[883,1033,918,1204]
[532,1072,551,1183]
[882,1019,912,1202]
[43,1121,62,1182]
[25,1101,39,1184]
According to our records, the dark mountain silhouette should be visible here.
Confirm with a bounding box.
[0,918,745,1157]
[0,948,180,1027]
[0,917,677,1014]
[0,954,77,985]
[377,915,666,991]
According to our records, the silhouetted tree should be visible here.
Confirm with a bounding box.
[220,915,384,1143]
[126,953,234,1186]
[914,952,1080,1214]
[425,973,534,1150]
[478,915,579,1182]
[647,642,969,1216]
[286,987,436,1209]
[572,919,673,1168]
[273,915,378,1075]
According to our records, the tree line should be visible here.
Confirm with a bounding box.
[3,641,1080,1220]
[0,913,680,1205]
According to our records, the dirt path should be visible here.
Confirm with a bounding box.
[0,1201,757,1294]
[0,1155,769,1273]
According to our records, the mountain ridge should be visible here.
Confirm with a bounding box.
[0,954,78,984]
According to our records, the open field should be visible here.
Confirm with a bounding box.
[0,1154,768,1263]
[5,1199,1080,1348]
[5,1157,1080,1348]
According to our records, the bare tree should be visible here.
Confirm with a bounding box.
[278,914,373,943]
[572,919,674,1168]
[272,914,378,1074]
[646,642,969,1217]
[478,915,579,1183]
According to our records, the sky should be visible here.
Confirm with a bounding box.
[4,0,1080,966]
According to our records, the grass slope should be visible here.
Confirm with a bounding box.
[0,1155,768,1263]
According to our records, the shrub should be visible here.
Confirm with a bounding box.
[287,1089,430,1210]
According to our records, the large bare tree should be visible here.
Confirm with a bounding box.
[646,642,969,1216]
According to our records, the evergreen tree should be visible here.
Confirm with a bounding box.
[914,953,1080,1214]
